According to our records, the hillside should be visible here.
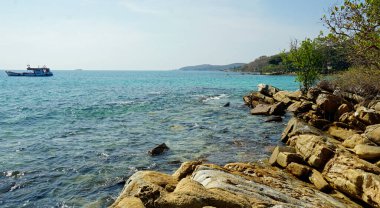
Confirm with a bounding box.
[178,63,245,71]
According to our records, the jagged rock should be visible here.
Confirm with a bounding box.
[316,93,344,115]
[113,197,145,208]
[355,106,380,125]
[273,91,293,106]
[172,161,202,181]
[290,134,335,169]
[309,169,330,192]
[265,116,282,122]
[257,84,280,97]
[365,124,380,145]
[323,152,380,207]
[335,104,352,120]
[308,118,331,129]
[354,144,380,160]
[148,143,170,156]
[268,102,286,115]
[281,118,328,142]
[110,171,178,208]
[286,162,311,179]
[342,134,376,148]
[276,152,304,168]
[339,112,367,131]
[287,100,313,114]
[250,104,271,115]
[269,146,296,166]
[327,125,357,141]
[307,87,322,101]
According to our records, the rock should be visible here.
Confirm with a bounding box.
[276,152,304,168]
[113,197,145,208]
[354,144,380,160]
[273,91,293,106]
[308,118,331,129]
[309,169,330,192]
[335,104,352,120]
[316,93,343,115]
[251,92,275,104]
[287,90,303,101]
[269,146,296,166]
[291,134,335,169]
[148,143,170,156]
[307,87,322,101]
[327,125,357,141]
[369,100,380,112]
[339,112,367,131]
[342,134,376,148]
[250,104,271,115]
[376,160,380,168]
[287,101,312,114]
[286,162,311,179]
[365,124,380,145]
[110,171,178,207]
[281,117,328,142]
[223,102,230,107]
[268,102,286,115]
[355,106,380,125]
[243,95,252,107]
[173,161,202,181]
[265,116,282,122]
[323,152,380,207]
[257,84,280,97]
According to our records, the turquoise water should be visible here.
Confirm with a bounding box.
[0,70,297,207]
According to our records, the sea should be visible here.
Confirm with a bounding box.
[0,70,298,207]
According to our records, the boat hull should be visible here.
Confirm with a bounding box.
[5,71,53,77]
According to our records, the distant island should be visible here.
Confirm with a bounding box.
[178,63,245,71]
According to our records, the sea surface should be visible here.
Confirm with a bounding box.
[0,70,298,207]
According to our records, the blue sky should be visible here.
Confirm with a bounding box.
[0,0,336,70]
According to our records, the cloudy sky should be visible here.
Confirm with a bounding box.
[0,0,334,70]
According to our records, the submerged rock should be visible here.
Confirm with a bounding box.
[265,116,282,122]
[148,143,170,156]
[223,102,230,107]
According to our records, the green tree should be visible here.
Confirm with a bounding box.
[322,0,380,69]
[284,39,323,92]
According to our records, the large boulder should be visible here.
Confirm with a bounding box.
[342,134,376,148]
[289,134,335,169]
[273,91,294,106]
[355,106,380,125]
[316,93,344,115]
[250,104,271,115]
[287,100,313,115]
[257,84,280,97]
[365,124,380,145]
[286,162,311,179]
[281,117,329,142]
[268,102,286,115]
[323,152,380,207]
[354,144,380,160]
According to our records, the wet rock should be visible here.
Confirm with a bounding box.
[365,124,380,145]
[223,102,230,107]
[265,116,282,122]
[323,152,380,207]
[342,134,376,148]
[257,84,280,97]
[268,102,286,116]
[316,93,344,115]
[148,143,170,156]
[354,144,380,160]
[327,125,357,141]
[172,161,202,181]
[276,152,304,168]
[269,146,296,166]
[290,134,335,169]
[355,106,380,125]
[309,169,330,192]
[250,104,271,115]
[286,162,311,179]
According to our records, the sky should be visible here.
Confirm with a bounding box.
[0,0,336,70]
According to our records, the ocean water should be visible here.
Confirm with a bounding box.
[0,70,298,207]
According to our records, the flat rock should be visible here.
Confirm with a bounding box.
[354,144,380,160]
[365,124,380,145]
[327,125,357,141]
[250,104,271,115]
[342,134,376,148]
[273,91,293,106]
[323,152,380,207]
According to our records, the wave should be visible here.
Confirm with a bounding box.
[200,94,228,102]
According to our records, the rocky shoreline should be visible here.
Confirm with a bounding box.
[109,84,380,208]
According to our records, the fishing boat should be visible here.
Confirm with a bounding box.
[5,65,53,77]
